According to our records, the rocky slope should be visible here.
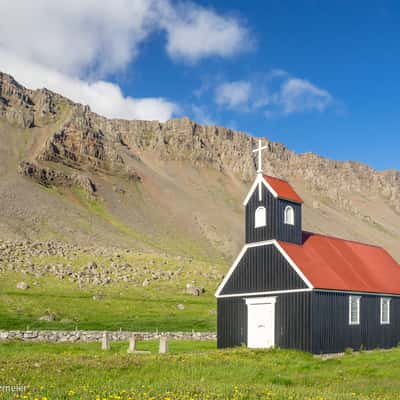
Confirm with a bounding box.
[0,71,399,261]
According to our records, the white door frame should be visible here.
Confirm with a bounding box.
[245,296,276,348]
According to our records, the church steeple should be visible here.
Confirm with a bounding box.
[243,139,303,245]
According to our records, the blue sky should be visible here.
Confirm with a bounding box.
[0,1,398,170]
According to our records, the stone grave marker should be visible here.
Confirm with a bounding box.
[159,336,168,354]
[127,334,137,353]
[101,331,110,350]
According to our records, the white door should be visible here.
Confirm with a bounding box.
[246,297,276,349]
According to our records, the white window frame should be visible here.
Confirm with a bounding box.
[254,206,266,228]
[284,205,295,225]
[349,296,360,325]
[380,297,391,325]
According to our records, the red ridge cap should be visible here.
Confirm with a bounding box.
[301,231,383,250]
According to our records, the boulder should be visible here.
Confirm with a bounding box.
[185,284,205,296]
[142,278,150,287]
[16,281,29,290]
[38,311,56,321]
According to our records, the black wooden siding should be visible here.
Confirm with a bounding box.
[277,292,312,352]
[217,297,247,348]
[217,292,313,352]
[245,184,276,243]
[218,290,400,353]
[311,291,400,354]
[220,244,307,295]
[277,199,302,244]
[245,184,302,245]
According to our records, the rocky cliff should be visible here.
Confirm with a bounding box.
[0,71,399,261]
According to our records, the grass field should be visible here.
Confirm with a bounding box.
[2,248,400,400]
[0,272,217,331]
[0,250,222,331]
[1,341,400,400]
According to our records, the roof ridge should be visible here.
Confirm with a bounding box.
[303,230,383,249]
[263,174,288,182]
[262,175,304,204]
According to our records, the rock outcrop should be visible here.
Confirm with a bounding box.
[0,72,64,128]
[18,161,96,194]
[0,71,399,261]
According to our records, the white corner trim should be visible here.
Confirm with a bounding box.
[214,240,313,298]
[218,288,312,299]
[246,239,276,249]
[214,244,249,297]
[243,175,278,206]
[215,240,276,297]
[273,240,314,289]
[245,296,277,305]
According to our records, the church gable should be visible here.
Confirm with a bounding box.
[217,243,309,296]
[245,182,277,243]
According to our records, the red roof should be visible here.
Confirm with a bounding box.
[263,175,303,204]
[279,232,400,295]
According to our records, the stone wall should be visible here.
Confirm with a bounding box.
[0,330,216,342]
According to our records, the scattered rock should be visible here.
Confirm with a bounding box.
[38,311,56,321]
[125,167,141,182]
[0,240,216,290]
[185,284,205,296]
[87,261,98,270]
[18,161,66,187]
[16,281,29,290]
[142,279,150,287]
[71,173,96,194]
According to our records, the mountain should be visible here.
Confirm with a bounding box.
[0,71,399,262]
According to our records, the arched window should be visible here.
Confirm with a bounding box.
[284,206,295,225]
[255,206,266,228]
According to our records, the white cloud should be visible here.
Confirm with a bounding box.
[211,73,333,117]
[215,81,252,109]
[0,0,155,78]
[278,78,332,114]
[159,2,252,63]
[0,0,250,121]
[0,49,178,122]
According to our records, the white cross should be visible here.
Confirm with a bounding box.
[252,139,268,174]
[252,139,268,201]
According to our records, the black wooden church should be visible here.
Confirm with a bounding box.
[215,140,400,354]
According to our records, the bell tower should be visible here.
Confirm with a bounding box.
[243,139,303,244]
